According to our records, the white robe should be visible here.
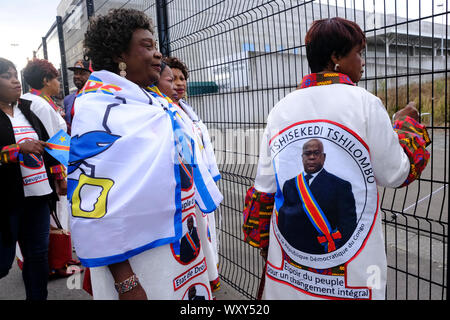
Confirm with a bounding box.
[176,100,222,291]
[71,72,222,299]
[254,83,410,300]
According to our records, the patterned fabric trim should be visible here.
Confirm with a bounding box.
[298,72,355,89]
[393,115,431,187]
[0,144,20,164]
[210,277,221,292]
[242,186,275,249]
[50,164,67,180]
[30,88,59,112]
[146,85,174,104]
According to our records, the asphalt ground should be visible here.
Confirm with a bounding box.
[0,255,245,300]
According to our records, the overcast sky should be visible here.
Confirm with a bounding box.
[338,0,446,17]
[0,0,60,71]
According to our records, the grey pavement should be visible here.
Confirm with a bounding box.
[0,256,245,300]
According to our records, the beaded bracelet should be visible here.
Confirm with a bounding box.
[114,274,140,294]
[50,164,67,180]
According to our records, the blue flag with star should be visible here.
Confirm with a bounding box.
[45,129,71,166]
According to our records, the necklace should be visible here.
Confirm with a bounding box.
[0,102,14,117]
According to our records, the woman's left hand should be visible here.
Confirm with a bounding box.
[55,178,67,196]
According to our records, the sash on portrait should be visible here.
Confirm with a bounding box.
[295,172,341,253]
[185,232,199,253]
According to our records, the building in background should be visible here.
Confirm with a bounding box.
[34,0,448,102]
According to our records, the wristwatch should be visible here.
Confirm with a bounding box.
[114,274,140,294]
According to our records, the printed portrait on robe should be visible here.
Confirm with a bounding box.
[269,121,379,270]
[180,216,201,263]
[277,138,357,254]
[172,214,201,264]
[182,283,210,300]
[179,158,193,191]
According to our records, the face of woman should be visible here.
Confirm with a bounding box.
[172,68,187,101]
[121,28,163,88]
[44,77,60,96]
[157,67,178,101]
[0,67,22,104]
[335,44,365,83]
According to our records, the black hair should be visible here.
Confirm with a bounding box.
[83,8,154,73]
[0,57,18,106]
[160,61,167,74]
[163,56,189,80]
[155,62,168,86]
[0,57,16,75]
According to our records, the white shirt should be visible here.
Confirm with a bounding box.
[21,93,67,137]
[304,167,323,185]
[7,105,52,197]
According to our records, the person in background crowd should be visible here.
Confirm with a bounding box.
[155,61,178,100]
[164,56,221,183]
[152,58,220,292]
[22,58,76,278]
[22,58,67,137]
[71,8,221,300]
[0,57,67,300]
[242,17,431,300]
[63,59,92,134]
[164,56,188,103]
[158,57,222,293]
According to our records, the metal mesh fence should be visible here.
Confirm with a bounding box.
[35,0,448,300]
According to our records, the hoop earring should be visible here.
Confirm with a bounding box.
[119,62,127,77]
[334,63,340,72]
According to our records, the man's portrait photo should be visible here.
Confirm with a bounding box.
[179,216,201,263]
[186,285,206,300]
[277,138,357,254]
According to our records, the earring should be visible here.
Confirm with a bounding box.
[119,62,127,77]
[334,63,340,72]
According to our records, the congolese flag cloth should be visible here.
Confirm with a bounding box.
[45,129,70,166]
[68,70,222,267]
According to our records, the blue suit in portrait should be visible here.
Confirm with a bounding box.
[277,169,357,254]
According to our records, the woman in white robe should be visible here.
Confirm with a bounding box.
[164,57,222,292]
[71,8,222,300]
[242,17,431,300]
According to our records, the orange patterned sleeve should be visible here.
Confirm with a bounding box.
[393,116,431,187]
[242,186,275,249]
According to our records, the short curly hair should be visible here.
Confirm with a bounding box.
[163,56,189,80]
[23,58,59,90]
[84,8,154,73]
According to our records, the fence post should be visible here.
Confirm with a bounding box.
[56,15,69,96]
[42,37,48,60]
[86,0,95,19]
[156,0,170,57]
